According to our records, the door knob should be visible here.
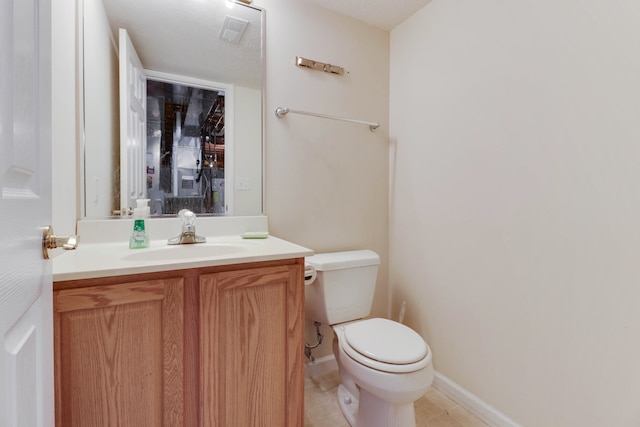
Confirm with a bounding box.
[42,226,78,259]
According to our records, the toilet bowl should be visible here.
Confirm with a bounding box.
[331,318,434,427]
[304,250,434,427]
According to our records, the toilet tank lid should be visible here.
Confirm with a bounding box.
[305,250,380,271]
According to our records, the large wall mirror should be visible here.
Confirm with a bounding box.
[81,0,264,219]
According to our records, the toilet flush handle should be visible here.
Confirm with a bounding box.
[304,264,317,285]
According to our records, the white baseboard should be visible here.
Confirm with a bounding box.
[304,354,338,378]
[433,372,522,427]
[304,355,520,427]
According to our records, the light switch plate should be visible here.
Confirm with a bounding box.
[237,177,250,191]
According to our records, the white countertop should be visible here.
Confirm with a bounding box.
[53,235,314,282]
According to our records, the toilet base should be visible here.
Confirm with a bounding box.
[356,388,416,427]
[337,384,358,426]
[337,384,417,427]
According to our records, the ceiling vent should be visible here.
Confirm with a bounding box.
[219,16,249,44]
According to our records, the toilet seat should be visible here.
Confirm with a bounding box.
[336,318,430,374]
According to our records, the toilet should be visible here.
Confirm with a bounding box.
[305,250,434,427]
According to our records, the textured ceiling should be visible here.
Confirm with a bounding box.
[301,0,432,30]
[95,0,430,91]
[101,0,262,88]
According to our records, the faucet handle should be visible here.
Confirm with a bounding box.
[178,209,196,229]
[178,209,196,226]
[168,209,205,245]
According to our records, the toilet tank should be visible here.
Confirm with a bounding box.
[305,250,380,325]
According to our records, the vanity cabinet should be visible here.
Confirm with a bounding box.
[53,258,305,427]
[54,276,185,426]
[200,264,304,426]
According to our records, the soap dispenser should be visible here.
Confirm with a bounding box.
[129,199,150,249]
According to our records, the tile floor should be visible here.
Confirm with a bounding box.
[304,370,489,427]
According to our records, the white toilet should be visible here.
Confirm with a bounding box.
[305,250,434,427]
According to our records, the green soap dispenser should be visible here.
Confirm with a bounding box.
[129,199,150,249]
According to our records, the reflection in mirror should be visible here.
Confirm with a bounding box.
[146,76,229,216]
[81,0,264,219]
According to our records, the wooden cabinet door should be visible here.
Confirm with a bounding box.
[200,262,304,427]
[54,278,184,427]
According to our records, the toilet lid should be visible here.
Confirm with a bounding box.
[343,318,428,365]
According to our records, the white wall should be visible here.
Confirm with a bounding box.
[83,0,119,218]
[51,0,78,236]
[390,0,640,425]
[233,86,262,215]
[254,0,390,358]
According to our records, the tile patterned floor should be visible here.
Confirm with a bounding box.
[304,370,489,427]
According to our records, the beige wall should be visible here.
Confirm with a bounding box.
[254,0,390,357]
[390,0,640,425]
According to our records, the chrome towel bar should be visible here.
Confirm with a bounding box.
[275,107,379,132]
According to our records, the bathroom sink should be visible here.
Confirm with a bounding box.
[122,242,250,262]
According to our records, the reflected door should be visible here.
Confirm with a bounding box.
[119,28,147,211]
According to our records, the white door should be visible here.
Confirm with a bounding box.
[0,0,54,425]
[119,28,147,211]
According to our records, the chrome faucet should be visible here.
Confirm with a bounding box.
[168,209,206,245]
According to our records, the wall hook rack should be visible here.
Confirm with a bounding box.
[296,56,345,76]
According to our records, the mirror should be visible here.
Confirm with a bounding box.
[81,0,264,219]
